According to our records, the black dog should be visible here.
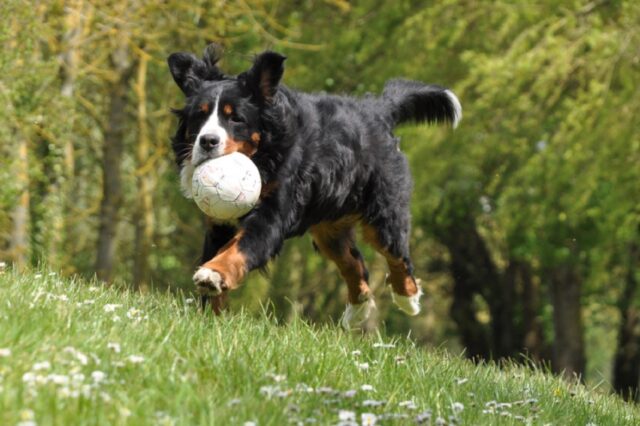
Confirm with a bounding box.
[168,44,461,328]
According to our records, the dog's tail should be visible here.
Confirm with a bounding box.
[382,79,462,129]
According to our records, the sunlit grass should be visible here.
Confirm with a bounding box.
[0,268,638,425]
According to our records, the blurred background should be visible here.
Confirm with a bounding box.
[1,0,638,400]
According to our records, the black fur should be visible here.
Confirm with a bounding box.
[168,44,461,286]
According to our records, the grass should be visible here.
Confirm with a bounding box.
[0,268,638,425]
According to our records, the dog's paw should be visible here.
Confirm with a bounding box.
[193,267,227,296]
[341,297,376,330]
[391,286,423,316]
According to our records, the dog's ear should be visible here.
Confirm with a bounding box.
[168,53,207,96]
[168,44,224,96]
[242,51,286,103]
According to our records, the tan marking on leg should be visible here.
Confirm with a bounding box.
[310,216,371,304]
[362,223,418,297]
[201,231,247,290]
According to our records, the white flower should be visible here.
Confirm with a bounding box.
[91,371,107,383]
[356,362,369,371]
[399,400,417,410]
[107,342,121,353]
[47,374,69,385]
[351,350,362,356]
[295,383,314,393]
[372,343,395,349]
[34,273,43,279]
[88,286,100,292]
[112,315,121,322]
[103,304,121,313]
[275,389,291,398]
[339,410,356,421]
[266,373,286,382]
[127,355,145,364]
[0,348,11,357]
[361,412,377,425]
[185,298,195,304]
[415,410,432,423]
[455,377,468,385]
[71,373,85,384]
[452,402,464,413]
[127,308,141,319]
[63,347,88,365]
[259,385,279,398]
[22,372,37,383]
[360,384,375,392]
[33,361,51,371]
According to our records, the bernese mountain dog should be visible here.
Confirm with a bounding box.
[168,44,461,328]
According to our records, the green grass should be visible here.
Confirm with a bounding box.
[0,269,638,425]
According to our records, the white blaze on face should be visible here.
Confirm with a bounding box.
[192,93,228,165]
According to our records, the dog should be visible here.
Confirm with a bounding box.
[168,44,461,328]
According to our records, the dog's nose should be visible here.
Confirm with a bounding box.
[199,134,220,151]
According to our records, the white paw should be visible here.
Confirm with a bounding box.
[391,286,423,316]
[193,267,226,296]
[341,297,376,330]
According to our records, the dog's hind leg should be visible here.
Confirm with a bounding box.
[310,217,375,330]
[362,220,422,316]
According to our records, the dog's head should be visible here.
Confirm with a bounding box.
[168,44,286,197]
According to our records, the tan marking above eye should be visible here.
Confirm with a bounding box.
[223,104,233,115]
[199,103,209,113]
[251,132,261,143]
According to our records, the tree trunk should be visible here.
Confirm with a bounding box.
[132,51,153,291]
[441,222,499,359]
[550,265,586,380]
[95,44,133,282]
[517,261,546,360]
[613,243,640,401]
[55,0,82,272]
[10,138,29,270]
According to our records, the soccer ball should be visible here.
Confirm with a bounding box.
[191,152,262,221]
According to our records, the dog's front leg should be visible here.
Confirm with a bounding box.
[198,223,236,313]
[193,214,285,301]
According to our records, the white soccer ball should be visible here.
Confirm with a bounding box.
[191,152,262,221]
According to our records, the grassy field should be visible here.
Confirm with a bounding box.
[0,268,638,425]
